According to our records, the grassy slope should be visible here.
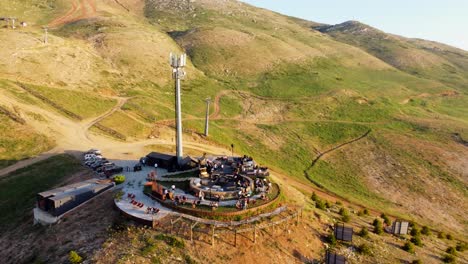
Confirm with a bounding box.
[0,0,466,235]
[315,21,468,90]
[0,154,83,231]
[0,115,54,169]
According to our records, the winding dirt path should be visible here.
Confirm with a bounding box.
[83,97,128,139]
[48,0,97,28]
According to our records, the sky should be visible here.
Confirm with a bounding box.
[240,0,468,51]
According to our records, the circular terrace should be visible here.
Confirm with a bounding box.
[113,154,280,223]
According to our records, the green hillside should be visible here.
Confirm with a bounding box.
[315,21,468,90]
[0,0,466,242]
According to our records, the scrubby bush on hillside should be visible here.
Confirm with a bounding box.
[154,234,185,249]
[410,226,421,236]
[357,243,372,255]
[311,192,318,201]
[380,213,391,225]
[358,227,369,238]
[403,242,415,253]
[438,232,446,239]
[411,235,423,247]
[113,175,125,185]
[456,242,467,252]
[442,254,456,263]
[446,246,457,256]
[358,208,369,216]
[446,234,453,240]
[421,226,431,235]
[326,233,337,247]
[315,199,326,210]
[342,214,351,223]
[339,208,351,222]
[373,219,383,234]
[69,251,83,264]
[411,260,422,264]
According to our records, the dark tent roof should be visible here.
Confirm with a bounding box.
[146,152,176,161]
[181,156,198,165]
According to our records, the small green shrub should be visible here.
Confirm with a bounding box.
[325,200,333,208]
[339,208,347,216]
[411,235,423,247]
[446,246,457,256]
[69,251,83,264]
[442,254,456,263]
[446,234,453,240]
[403,242,415,253]
[113,175,126,185]
[410,227,421,236]
[326,233,337,247]
[363,208,369,215]
[380,213,391,225]
[315,199,326,210]
[373,219,383,235]
[358,227,369,238]
[421,226,431,235]
[342,214,351,223]
[335,201,343,206]
[438,232,446,239]
[357,243,372,255]
[311,192,318,201]
[456,242,467,252]
[411,260,422,264]
[184,254,198,264]
[154,234,185,249]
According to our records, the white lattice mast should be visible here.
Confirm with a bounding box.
[170,53,187,165]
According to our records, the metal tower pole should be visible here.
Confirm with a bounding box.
[175,74,183,164]
[204,98,211,137]
[44,27,48,44]
[170,53,187,166]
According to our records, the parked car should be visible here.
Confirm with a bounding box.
[103,166,124,177]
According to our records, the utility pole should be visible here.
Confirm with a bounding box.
[204,97,211,137]
[43,27,48,44]
[170,53,187,166]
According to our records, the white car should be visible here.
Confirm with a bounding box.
[84,154,96,160]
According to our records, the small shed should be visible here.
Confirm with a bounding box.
[334,223,353,242]
[36,179,114,217]
[325,251,347,264]
[391,221,409,235]
[145,152,177,169]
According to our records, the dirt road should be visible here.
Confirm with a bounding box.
[48,0,97,28]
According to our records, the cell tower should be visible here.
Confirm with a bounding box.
[204,98,211,137]
[170,53,187,165]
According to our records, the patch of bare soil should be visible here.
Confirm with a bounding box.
[0,179,120,264]
[48,0,97,28]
